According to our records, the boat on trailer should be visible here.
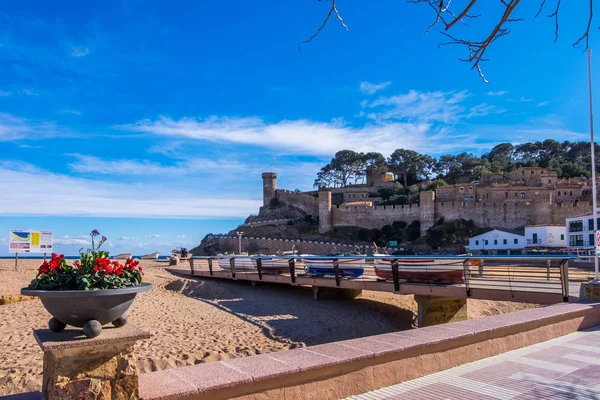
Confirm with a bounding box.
[373,256,482,284]
[251,247,298,273]
[140,251,159,259]
[302,255,365,278]
[217,255,255,271]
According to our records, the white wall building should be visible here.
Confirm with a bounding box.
[524,225,566,248]
[566,210,600,248]
[466,229,525,252]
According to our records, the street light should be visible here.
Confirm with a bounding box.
[236,231,244,255]
[587,49,599,282]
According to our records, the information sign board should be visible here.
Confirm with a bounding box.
[9,230,53,253]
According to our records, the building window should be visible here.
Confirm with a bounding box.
[505,192,508,198]
[558,191,561,196]
[514,238,518,244]
[514,192,518,197]
[503,239,507,244]
[548,179,552,183]
[569,220,584,232]
[570,234,584,247]
[590,234,595,247]
[531,171,535,174]
[494,239,498,245]
[561,234,564,240]
[475,240,479,245]
[570,191,573,196]
[485,240,489,245]
[533,233,538,244]
[589,219,595,231]
[522,171,525,175]
[521,192,526,198]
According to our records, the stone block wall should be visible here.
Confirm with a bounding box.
[332,204,422,229]
[275,189,319,216]
[202,236,355,255]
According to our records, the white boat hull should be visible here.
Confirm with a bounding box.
[218,257,255,271]
[374,258,482,283]
[112,253,133,260]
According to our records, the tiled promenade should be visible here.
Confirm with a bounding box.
[347,325,600,400]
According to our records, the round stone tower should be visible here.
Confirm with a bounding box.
[262,172,277,206]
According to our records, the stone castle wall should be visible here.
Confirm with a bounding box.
[275,189,319,216]
[332,204,422,229]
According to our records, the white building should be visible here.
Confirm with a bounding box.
[566,210,600,248]
[466,229,525,252]
[524,225,566,248]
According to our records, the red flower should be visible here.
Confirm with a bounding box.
[37,261,50,276]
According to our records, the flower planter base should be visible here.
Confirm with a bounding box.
[23,283,151,338]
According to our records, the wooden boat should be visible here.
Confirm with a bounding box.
[217,255,255,271]
[141,251,159,259]
[302,255,365,278]
[250,256,290,272]
[112,253,133,260]
[373,256,483,284]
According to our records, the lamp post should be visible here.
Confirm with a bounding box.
[587,49,599,282]
[236,231,243,255]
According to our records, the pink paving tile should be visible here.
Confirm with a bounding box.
[521,366,566,380]
[361,333,426,349]
[222,353,299,380]
[267,348,338,371]
[335,337,409,355]
[169,361,252,393]
[390,382,498,400]
[553,357,591,369]
[512,386,583,400]
[491,377,542,394]
[557,365,600,388]
[303,342,372,362]
[522,345,580,362]
[565,335,600,347]
[391,327,464,343]
[461,361,531,383]
[139,370,198,400]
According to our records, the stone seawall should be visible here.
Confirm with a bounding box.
[200,236,355,256]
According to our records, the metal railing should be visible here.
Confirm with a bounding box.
[188,255,580,303]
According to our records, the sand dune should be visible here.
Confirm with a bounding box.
[0,259,536,396]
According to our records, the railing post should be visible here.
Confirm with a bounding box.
[256,257,263,280]
[333,259,341,287]
[229,257,236,279]
[288,258,296,283]
[547,260,551,281]
[208,258,213,276]
[559,259,569,302]
[391,258,400,292]
[189,258,194,276]
[462,260,471,297]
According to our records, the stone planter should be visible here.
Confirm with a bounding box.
[22,283,152,338]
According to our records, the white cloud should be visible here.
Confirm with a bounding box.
[62,109,82,115]
[536,101,551,107]
[119,236,131,241]
[467,103,506,118]
[0,113,64,141]
[0,91,11,97]
[365,90,470,123]
[20,89,39,96]
[70,46,90,57]
[145,234,160,238]
[54,235,89,246]
[176,235,186,238]
[487,90,509,96]
[360,81,391,95]
[67,154,243,175]
[520,96,534,102]
[0,163,261,218]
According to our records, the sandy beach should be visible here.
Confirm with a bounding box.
[0,258,537,396]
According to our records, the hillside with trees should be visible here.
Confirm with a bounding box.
[314,140,598,191]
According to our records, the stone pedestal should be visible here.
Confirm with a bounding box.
[580,281,600,302]
[35,324,151,400]
[415,295,468,327]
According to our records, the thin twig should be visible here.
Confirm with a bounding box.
[573,0,593,49]
[299,0,348,51]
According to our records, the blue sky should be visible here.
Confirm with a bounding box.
[0,1,599,256]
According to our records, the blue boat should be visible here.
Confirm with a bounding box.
[301,256,365,278]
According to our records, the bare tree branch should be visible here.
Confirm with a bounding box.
[573,0,593,49]
[547,0,561,42]
[299,0,348,52]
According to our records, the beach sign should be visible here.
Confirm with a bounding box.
[9,230,53,253]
